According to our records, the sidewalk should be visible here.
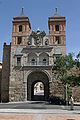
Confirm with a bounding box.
[0,108,80,114]
[0,102,80,120]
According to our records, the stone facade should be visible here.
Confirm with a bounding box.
[1,43,11,102]
[1,8,67,102]
[0,62,2,102]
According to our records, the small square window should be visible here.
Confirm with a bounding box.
[17,57,21,66]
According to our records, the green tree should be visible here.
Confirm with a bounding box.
[74,52,80,68]
[53,54,74,84]
[53,53,80,85]
[53,53,80,101]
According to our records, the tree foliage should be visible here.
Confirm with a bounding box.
[53,53,80,86]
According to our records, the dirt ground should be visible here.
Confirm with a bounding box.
[0,114,80,120]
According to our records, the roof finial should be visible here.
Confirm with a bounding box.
[54,8,59,17]
[37,28,40,34]
[37,28,40,32]
[20,7,24,16]
[55,8,58,15]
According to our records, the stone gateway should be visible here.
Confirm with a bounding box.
[1,8,66,102]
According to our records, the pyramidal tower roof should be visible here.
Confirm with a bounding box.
[20,8,25,17]
[13,8,31,29]
[48,8,66,29]
[48,8,66,22]
[13,8,28,20]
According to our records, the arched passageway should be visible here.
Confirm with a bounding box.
[27,71,49,101]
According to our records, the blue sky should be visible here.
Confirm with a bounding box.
[0,0,80,61]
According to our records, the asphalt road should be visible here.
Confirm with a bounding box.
[0,101,80,120]
[0,101,80,111]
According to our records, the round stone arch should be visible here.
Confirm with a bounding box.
[27,70,50,101]
[39,52,49,65]
[39,52,49,59]
[27,52,37,62]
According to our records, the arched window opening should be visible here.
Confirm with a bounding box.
[34,82,44,96]
[55,25,59,31]
[27,53,37,66]
[39,53,49,65]
[55,36,61,44]
[43,58,46,65]
[31,59,36,65]
[19,25,22,32]
[17,37,22,44]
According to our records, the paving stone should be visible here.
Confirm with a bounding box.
[0,114,80,120]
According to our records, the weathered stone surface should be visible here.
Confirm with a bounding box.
[2,10,80,103]
[52,73,65,99]
[1,43,11,102]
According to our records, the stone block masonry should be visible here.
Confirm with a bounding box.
[1,43,11,102]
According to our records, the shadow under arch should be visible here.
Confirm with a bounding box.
[27,70,49,101]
